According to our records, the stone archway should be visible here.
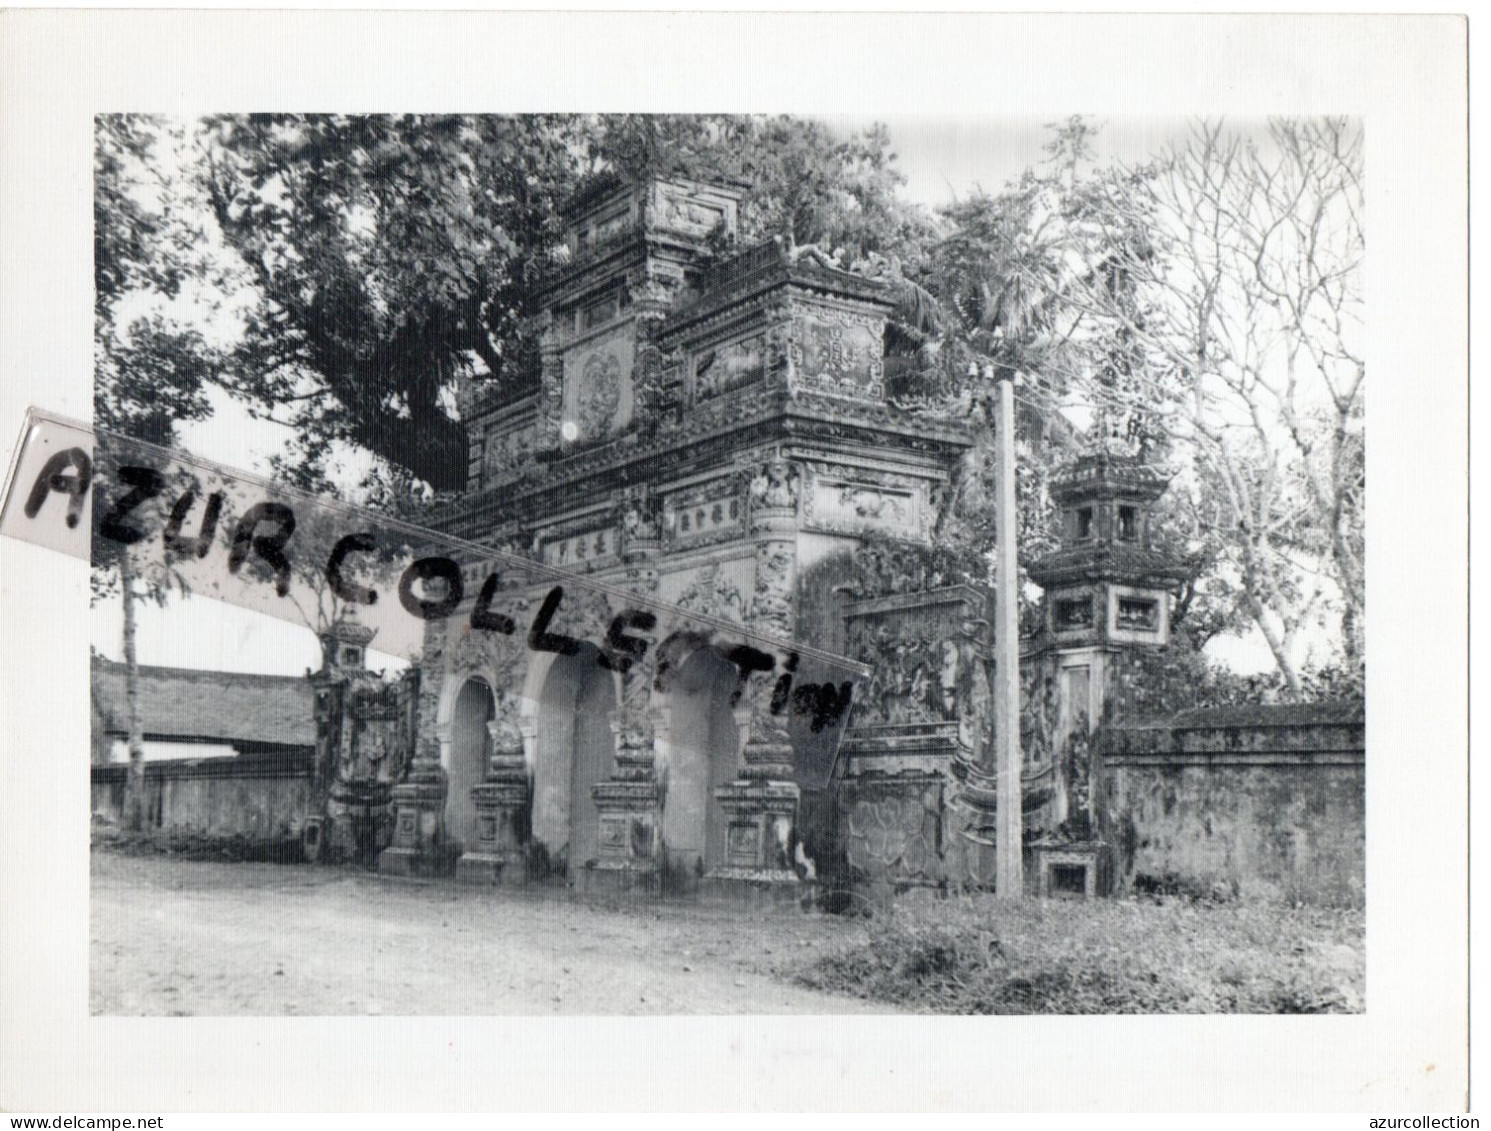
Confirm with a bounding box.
[530,644,617,876]
[444,677,495,854]
[661,646,742,883]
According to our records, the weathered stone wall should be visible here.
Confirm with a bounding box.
[91,752,314,843]
[1094,703,1365,906]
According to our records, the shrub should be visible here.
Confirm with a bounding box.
[796,892,1363,1014]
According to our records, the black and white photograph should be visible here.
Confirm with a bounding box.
[73,107,1371,1014]
[0,10,1469,1115]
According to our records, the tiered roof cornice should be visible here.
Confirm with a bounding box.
[1048,450,1172,506]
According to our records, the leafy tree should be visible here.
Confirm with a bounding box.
[880,123,1114,611]
[894,115,1363,692]
[202,114,592,492]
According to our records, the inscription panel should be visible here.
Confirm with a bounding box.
[791,315,884,400]
[542,525,620,568]
[666,492,743,545]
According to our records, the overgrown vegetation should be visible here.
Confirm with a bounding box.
[796,891,1363,1014]
[91,818,304,864]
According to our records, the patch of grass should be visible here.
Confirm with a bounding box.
[795,891,1363,1014]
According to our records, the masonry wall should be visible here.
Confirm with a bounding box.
[1093,705,1365,907]
[91,751,314,843]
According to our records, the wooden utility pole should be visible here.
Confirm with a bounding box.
[992,367,1024,899]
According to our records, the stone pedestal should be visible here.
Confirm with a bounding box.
[583,779,661,895]
[455,780,529,885]
[709,777,800,879]
[378,762,447,877]
[453,698,532,884]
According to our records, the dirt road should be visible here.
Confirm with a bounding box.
[90,851,890,1015]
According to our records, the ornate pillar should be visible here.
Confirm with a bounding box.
[378,620,449,876]
[587,692,662,891]
[534,311,564,451]
[586,544,665,894]
[379,723,448,876]
[626,270,678,436]
[455,694,530,885]
[711,459,804,886]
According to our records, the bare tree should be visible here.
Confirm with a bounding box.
[1052,118,1365,692]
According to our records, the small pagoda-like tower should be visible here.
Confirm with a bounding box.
[1023,450,1190,896]
[1030,451,1190,650]
[380,175,971,896]
[309,613,420,866]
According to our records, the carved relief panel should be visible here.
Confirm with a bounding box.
[841,588,991,730]
[801,463,929,539]
[689,325,788,405]
[560,325,635,444]
[648,182,734,239]
[481,422,537,487]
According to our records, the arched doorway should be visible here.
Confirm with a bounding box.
[531,644,616,876]
[662,646,741,880]
[445,678,494,854]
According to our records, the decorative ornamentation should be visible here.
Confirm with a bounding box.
[657,190,722,236]
[619,491,662,545]
[663,482,744,548]
[841,587,992,731]
[488,693,525,762]
[837,485,906,522]
[802,462,927,538]
[541,524,618,568]
[537,340,565,449]
[447,611,528,689]
[848,540,948,598]
[786,242,845,271]
[787,309,885,401]
[577,351,622,440]
[481,424,537,487]
[748,459,799,512]
[749,543,795,631]
[694,332,768,401]
[547,581,616,648]
[1020,660,1060,772]
[327,671,418,788]
[673,561,748,625]
[843,778,945,887]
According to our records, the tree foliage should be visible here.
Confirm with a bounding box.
[201,114,589,492]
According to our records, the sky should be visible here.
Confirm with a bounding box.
[837,114,1203,206]
[92,114,1285,678]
